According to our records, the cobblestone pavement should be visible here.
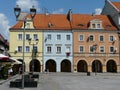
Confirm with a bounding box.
[0,72,120,90]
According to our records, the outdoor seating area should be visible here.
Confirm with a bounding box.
[9,73,39,88]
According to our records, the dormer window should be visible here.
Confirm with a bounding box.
[89,19,103,29]
[22,18,34,29]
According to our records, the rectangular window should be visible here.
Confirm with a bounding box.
[79,35,84,41]
[57,46,61,53]
[18,46,22,52]
[26,34,30,40]
[92,24,96,28]
[33,46,38,53]
[57,34,61,40]
[89,35,94,42]
[97,24,101,28]
[48,34,51,40]
[47,46,51,53]
[26,46,30,52]
[33,34,38,40]
[66,46,70,52]
[100,46,104,53]
[18,34,22,40]
[90,46,94,53]
[109,35,114,42]
[100,35,104,42]
[66,35,70,40]
[79,46,84,52]
[110,46,114,53]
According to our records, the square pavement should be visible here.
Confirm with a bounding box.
[0,72,120,90]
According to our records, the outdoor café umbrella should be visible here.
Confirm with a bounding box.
[0,54,10,62]
[10,58,22,64]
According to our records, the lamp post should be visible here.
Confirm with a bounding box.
[14,5,36,89]
[93,44,98,76]
[28,38,39,74]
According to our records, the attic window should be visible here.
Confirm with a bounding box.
[89,19,103,29]
[77,24,84,26]
[105,25,111,28]
[48,23,54,28]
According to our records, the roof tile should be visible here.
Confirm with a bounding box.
[10,14,117,30]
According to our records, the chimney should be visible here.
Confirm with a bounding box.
[67,9,72,22]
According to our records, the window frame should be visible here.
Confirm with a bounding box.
[57,34,61,40]
[99,46,105,53]
[99,35,104,42]
[18,34,22,40]
[79,46,84,53]
[66,35,70,41]
[18,46,22,52]
[25,46,30,52]
[79,35,84,41]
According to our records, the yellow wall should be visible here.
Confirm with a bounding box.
[10,30,43,72]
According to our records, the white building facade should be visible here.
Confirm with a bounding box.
[43,31,73,72]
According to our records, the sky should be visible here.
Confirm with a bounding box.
[0,0,120,41]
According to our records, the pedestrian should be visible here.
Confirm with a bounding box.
[0,65,4,79]
[19,67,22,74]
[8,66,13,78]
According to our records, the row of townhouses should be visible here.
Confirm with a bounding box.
[9,0,120,73]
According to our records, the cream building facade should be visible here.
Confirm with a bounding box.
[10,18,43,72]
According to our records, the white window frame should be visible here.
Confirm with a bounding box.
[47,34,51,40]
[99,46,105,53]
[99,35,104,42]
[79,45,84,53]
[33,34,38,40]
[25,46,30,52]
[66,35,70,41]
[18,34,22,40]
[47,46,52,53]
[57,34,61,40]
[79,35,84,41]
[26,34,30,40]
[89,35,94,42]
[56,46,61,53]
[109,46,114,53]
[18,46,22,52]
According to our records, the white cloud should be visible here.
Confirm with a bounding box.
[16,0,40,12]
[95,8,102,15]
[0,13,10,40]
[52,8,64,14]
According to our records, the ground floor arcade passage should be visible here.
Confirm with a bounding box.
[13,59,118,73]
[77,60,117,73]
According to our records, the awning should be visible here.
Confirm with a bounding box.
[10,58,22,64]
[0,54,10,62]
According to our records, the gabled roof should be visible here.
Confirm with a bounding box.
[10,14,117,31]
[112,2,120,12]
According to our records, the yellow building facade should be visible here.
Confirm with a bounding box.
[10,19,43,72]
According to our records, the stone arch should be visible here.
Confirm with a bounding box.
[29,59,41,72]
[92,60,102,72]
[61,59,71,72]
[45,59,56,72]
[107,60,117,73]
[77,60,88,72]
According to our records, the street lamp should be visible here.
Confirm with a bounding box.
[93,44,98,76]
[14,5,36,89]
[28,38,39,74]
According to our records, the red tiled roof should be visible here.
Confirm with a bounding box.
[10,14,117,30]
[112,2,120,11]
